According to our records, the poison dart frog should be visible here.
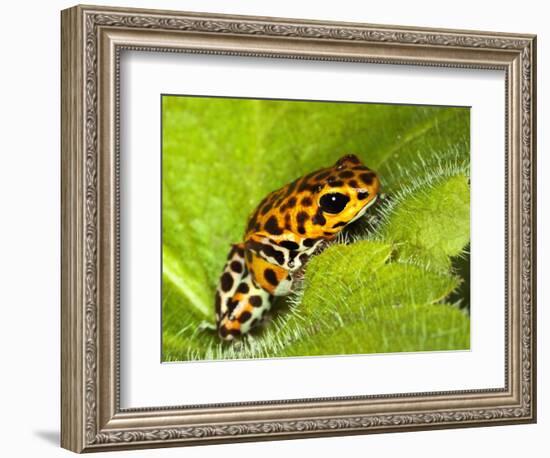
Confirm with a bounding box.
[215,154,380,340]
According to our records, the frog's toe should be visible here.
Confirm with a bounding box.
[218,323,241,341]
[198,320,217,332]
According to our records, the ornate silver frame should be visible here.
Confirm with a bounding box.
[61,4,537,453]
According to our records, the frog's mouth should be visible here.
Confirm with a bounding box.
[349,194,378,224]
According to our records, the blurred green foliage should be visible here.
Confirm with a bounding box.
[162,96,470,361]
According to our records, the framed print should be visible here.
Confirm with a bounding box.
[61,4,537,453]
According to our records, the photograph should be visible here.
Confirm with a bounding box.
[161,95,471,362]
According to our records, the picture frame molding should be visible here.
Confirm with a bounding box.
[61,4,536,452]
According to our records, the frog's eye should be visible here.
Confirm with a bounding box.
[319,193,350,214]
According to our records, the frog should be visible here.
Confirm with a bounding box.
[215,154,381,340]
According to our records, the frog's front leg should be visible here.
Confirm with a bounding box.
[216,245,291,340]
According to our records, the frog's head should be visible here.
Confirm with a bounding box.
[246,154,381,241]
[310,154,380,237]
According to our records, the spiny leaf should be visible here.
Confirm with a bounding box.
[380,174,470,271]
[285,303,470,357]
[300,241,458,315]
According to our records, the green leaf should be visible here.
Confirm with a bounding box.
[380,174,470,271]
[161,96,470,361]
[285,304,470,357]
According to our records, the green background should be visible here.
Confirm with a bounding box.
[162,95,470,361]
